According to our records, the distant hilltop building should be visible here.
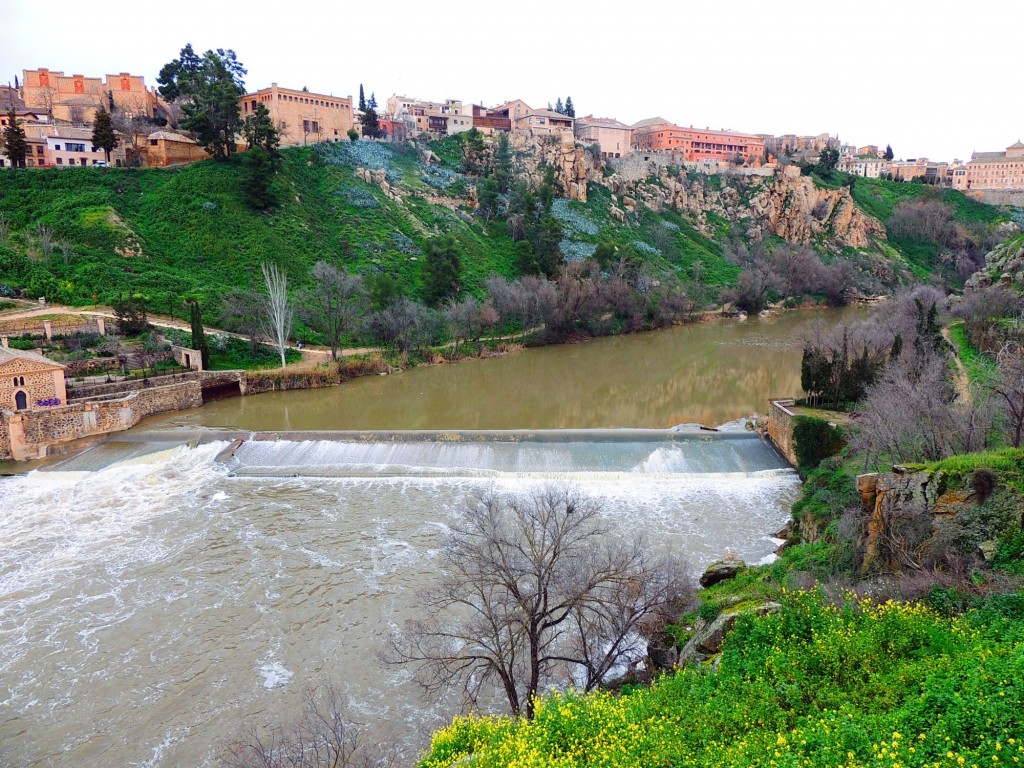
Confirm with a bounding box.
[385,95,473,138]
[950,141,1024,192]
[240,84,353,147]
[20,68,163,124]
[574,116,632,159]
[632,118,765,165]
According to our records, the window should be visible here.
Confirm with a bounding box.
[56,158,63,164]
[54,144,61,151]
[66,143,86,152]
[80,158,87,166]
[150,138,158,146]
[36,146,43,154]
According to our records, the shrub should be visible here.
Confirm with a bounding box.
[792,416,844,471]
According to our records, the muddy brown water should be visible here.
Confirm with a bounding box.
[0,310,860,766]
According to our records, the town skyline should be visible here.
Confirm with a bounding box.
[2,0,1021,164]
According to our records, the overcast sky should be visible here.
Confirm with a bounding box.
[2,0,1021,162]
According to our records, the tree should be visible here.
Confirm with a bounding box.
[423,236,462,306]
[564,96,575,118]
[220,286,265,354]
[110,97,155,166]
[818,146,840,176]
[113,294,150,336]
[358,85,365,112]
[186,299,211,369]
[347,128,358,142]
[388,486,691,718]
[1,108,28,167]
[91,105,119,163]
[987,342,1024,448]
[477,177,500,222]
[157,44,246,159]
[554,97,564,115]
[241,147,277,210]
[884,144,894,161]
[259,262,293,368]
[241,102,279,153]
[304,262,366,361]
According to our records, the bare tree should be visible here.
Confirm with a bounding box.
[446,296,497,356]
[305,262,366,361]
[987,341,1024,448]
[221,287,266,355]
[221,686,396,768]
[260,262,294,368]
[387,486,691,719]
[0,212,11,241]
[111,97,155,166]
[35,224,54,260]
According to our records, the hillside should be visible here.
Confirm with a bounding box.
[0,137,1015,329]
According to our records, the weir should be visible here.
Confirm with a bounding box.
[217,427,793,479]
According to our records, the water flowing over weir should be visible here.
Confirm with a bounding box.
[0,429,799,767]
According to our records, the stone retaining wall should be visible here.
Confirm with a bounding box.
[0,380,202,461]
[767,399,798,467]
[67,371,202,400]
[609,152,780,184]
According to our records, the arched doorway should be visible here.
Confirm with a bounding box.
[15,390,28,410]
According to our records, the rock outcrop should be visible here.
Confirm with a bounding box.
[600,169,884,251]
[699,559,746,588]
[509,132,594,203]
[670,602,781,668]
[857,467,1022,572]
[965,231,1024,290]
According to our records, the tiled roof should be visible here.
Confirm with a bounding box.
[147,131,196,144]
[631,117,671,129]
[0,346,65,369]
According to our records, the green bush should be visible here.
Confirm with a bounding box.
[792,415,844,471]
[421,591,1024,768]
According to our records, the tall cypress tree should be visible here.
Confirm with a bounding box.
[187,299,211,369]
[564,96,575,118]
[358,84,366,112]
[1,108,28,168]
[91,105,119,163]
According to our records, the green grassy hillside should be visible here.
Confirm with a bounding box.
[0,142,1012,325]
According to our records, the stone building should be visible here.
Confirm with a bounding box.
[575,115,632,159]
[144,131,205,167]
[491,100,574,137]
[950,141,1024,191]
[240,84,353,146]
[0,345,67,412]
[632,118,764,164]
[20,68,160,124]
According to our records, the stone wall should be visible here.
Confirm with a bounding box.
[66,371,202,400]
[0,380,202,460]
[609,152,778,184]
[767,399,798,467]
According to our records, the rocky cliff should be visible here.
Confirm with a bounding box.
[855,467,1022,572]
[601,167,884,250]
[965,232,1024,290]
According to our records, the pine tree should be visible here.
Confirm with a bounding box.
[187,300,211,369]
[242,102,279,153]
[423,236,462,305]
[91,105,119,163]
[368,92,377,110]
[555,97,564,115]
[1,107,28,167]
[358,84,366,112]
[564,96,575,118]
[884,144,894,161]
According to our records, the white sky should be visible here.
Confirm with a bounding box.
[2,0,1021,162]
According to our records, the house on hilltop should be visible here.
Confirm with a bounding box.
[575,115,632,158]
[0,345,67,412]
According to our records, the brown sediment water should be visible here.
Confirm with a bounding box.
[0,309,861,766]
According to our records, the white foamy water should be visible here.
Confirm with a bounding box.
[0,438,799,767]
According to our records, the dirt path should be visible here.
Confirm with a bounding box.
[942,326,972,405]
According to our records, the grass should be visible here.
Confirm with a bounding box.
[420,590,1024,768]
[206,336,302,371]
[947,321,997,386]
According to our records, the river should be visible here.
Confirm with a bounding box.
[0,310,854,767]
